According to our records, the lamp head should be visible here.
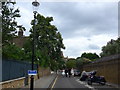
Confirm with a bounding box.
[32,0,40,12]
[32,0,40,7]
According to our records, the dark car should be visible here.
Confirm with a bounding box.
[74,69,81,76]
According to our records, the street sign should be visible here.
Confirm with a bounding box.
[28,70,37,75]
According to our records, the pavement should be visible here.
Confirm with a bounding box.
[106,82,120,89]
[34,73,57,88]
[20,73,57,89]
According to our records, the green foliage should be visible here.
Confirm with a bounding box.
[65,57,92,69]
[28,14,65,70]
[2,2,65,71]
[100,37,120,57]
[66,59,76,68]
[58,59,66,69]
[2,2,26,60]
[81,52,99,61]
[2,44,25,60]
[76,57,91,69]
[49,58,65,71]
[2,2,22,45]
[22,39,32,61]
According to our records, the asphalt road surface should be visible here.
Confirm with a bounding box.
[52,75,119,90]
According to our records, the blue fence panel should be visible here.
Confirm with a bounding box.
[2,59,38,82]
[2,60,11,81]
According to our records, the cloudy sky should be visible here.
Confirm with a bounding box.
[15,0,118,58]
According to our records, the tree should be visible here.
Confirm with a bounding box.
[2,2,26,60]
[76,57,91,69]
[28,14,65,70]
[81,52,99,61]
[23,39,32,61]
[2,2,25,45]
[66,59,76,68]
[2,44,26,60]
[100,37,120,57]
[57,59,66,69]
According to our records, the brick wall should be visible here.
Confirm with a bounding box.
[1,67,51,89]
[38,67,51,77]
[83,54,120,85]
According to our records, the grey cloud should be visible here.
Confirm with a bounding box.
[16,2,118,58]
[39,2,118,38]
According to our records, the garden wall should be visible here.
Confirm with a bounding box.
[83,54,120,85]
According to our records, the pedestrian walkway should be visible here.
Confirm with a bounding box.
[34,73,56,88]
[21,73,57,89]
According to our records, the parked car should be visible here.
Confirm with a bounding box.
[74,69,81,76]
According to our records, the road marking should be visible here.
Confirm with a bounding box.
[51,76,58,89]
[76,79,97,90]
[85,84,97,90]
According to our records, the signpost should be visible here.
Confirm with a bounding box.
[28,70,37,75]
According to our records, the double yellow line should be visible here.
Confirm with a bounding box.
[51,75,58,89]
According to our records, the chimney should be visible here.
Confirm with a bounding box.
[18,29,23,37]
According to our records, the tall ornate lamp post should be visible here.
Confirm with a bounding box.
[31,0,40,90]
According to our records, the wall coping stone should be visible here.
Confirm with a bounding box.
[0,77,25,84]
[92,54,120,63]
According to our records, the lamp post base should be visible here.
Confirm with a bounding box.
[30,75,34,90]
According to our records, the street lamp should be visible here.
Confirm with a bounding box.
[30,0,40,90]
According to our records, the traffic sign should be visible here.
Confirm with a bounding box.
[28,70,37,75]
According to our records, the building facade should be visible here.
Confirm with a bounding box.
[12,30,29,48]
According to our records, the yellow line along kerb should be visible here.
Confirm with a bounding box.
[51,76,58,89]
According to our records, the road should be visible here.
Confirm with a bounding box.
[52,75,119,90]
